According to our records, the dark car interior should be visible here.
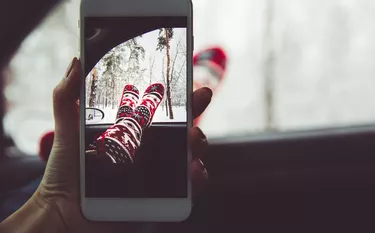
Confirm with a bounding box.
[85,123,188,198]
[2,1,375,232]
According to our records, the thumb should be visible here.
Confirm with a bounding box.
[41,58,82,195]
[52,58,81,141]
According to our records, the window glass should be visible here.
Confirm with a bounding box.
[4,0,375,155]
[194,0,375,138]
[4,0,79,155]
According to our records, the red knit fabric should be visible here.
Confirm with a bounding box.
[193,46,228,125]
[89,83,165,164]
[38,131,54,162]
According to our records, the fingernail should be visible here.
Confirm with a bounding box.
[196,129,208,151]
[64,58,76,78]
[202,87,213,98]
[202,168,209,179]
[198,159,205,168]
[201,137,208,145]
[195,127,207,142]
[197,159,209,178]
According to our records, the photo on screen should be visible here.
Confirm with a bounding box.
[83,17,188,198]
[85,28,187,125]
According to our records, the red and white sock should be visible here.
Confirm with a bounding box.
[116,84,139,123]
[89,84,141,164]
[193,46,227,92]
[133,83,165,129]
[89,83,165,164]
[95,118,142,164]
[193,46,228,125]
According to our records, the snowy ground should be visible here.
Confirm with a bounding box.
[86,106,187,125]
[5,0,375,155]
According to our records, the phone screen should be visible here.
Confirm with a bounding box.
[83,16,188,198]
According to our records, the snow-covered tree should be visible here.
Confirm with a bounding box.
[156,28,174,119]
[87,67,98,107]
[92,37,145,109]
[170,34,187,107]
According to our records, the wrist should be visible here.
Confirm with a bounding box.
[0,188,69,233]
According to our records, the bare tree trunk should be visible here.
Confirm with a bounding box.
[149,63,152,86]
[263,0,275,131]
[171,59,186,93]
[165,97,169,117]
[104,78,109,108]
[165,28,174,119]
[111,78,116,109]
[169,35,183,86]
[88,68,98,107]
[149,56,155,85]
[160,56,166,113]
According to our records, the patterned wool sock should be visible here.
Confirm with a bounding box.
[193,46,227,92]
[87,84,141,164]
[116,84,139,123]
[193,47,227,125]
[87,83,164,164]
[132,83,165,129]
[94,117,142,164]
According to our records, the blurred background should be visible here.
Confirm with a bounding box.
[4,0,375,155]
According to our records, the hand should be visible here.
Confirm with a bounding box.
[34,58,212,233]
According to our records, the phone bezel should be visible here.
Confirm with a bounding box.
[79,0,193,222]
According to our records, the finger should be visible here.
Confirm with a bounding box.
[45,58,81,187]
[53,57,81,137]
[191,159,208,196]
[192,87,212,119]
[76,99,80,125]
[76,99,80,113]
[189,127,208,160]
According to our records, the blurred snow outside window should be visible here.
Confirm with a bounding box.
[4,0,375,155]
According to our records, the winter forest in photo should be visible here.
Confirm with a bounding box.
[85,28,187,124]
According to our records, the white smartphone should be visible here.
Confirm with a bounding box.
[79,0,193,222]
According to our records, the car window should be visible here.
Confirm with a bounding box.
[4,0,375,155]
[85,29,187,125]
[3,0,79,155]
